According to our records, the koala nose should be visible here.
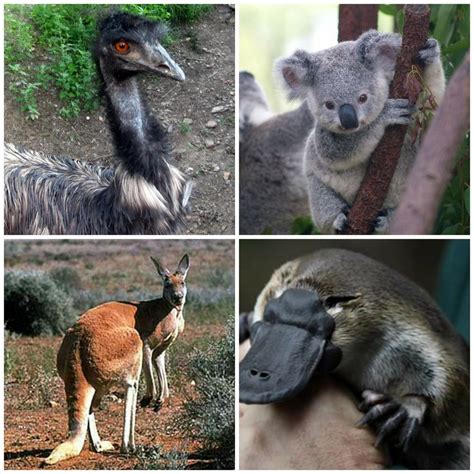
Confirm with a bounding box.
[339,104,359,130]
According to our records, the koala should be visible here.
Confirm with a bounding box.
[276,30,446,234]
[239,71,314,234]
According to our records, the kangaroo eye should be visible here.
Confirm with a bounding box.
[325,101,335,110]
[114,40,130,54]
[358,94,368,104]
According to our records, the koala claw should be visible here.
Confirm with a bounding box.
[385,99,417,126]
[417,38,440,66]
[333,206,350,233]
[357,390,421,452]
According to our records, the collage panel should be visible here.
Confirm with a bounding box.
[4,239,235,469]
[1,1,472,472]
[5,4,235,236]
[239,239,469,469]
[239,3,469,236]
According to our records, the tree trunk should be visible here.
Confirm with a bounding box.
[338,5,379,42]
[343,4,430,234]
[390,52,470,234]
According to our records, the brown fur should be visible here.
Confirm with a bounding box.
[44,255,189,465]
[251,249,469,469]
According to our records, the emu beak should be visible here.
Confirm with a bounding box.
[153,44,186,81]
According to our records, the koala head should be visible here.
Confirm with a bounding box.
[275,30,401,133]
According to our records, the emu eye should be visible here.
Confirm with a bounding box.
[114,40,130,54]
[325,101,335,110]
[358,94,368,104]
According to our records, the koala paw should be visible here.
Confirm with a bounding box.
[333,206,350,234]
[384,99,417,126]
[357,390,426,452]
[373,208,393,234]
[416,38,440,67]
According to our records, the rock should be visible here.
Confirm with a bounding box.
[48,400,59,408]
[186,167,194,173]
[213,165,220,172]
[167,124,173,133]
[223,171,231,181]
[205,139,215,149]
[190,380,196,386]
[206,120,218,129]
[183,118,193,125]
[211,105,225,114]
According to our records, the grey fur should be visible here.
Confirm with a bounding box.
[275,30,445,234]
[239,71,314,234]
[251,249,469,469]
[5,13,191,235]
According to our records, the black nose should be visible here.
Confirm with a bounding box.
[339,104,358,130]
[249,368,271,381]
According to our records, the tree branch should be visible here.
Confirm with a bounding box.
[343,4,430,234]
[338,5,379,42]
[390,52,470,234]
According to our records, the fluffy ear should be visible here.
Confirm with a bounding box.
[150,256,171,279]
[177,254,190,278]
[275,50,318,100]
[356,30,401,77]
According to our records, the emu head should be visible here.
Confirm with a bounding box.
[96,12,185,81]
[151,254,190,307]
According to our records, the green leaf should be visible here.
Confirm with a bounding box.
[433,5,456,46]
[464,188,470,215]
[441,224,461,235]
[378,5,398,17]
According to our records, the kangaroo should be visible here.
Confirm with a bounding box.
[44,254,190,465]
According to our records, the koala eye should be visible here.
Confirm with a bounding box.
[358,94,368,104]
[325,101,335,110]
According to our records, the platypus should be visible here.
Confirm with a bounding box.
[239,249,469,469]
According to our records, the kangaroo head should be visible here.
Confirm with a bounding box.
[151,254,190,307]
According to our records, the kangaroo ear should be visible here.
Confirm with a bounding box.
[275,50,318,100]
[150,256,171,279]
[356,30,401,79]
[177,254,190,277]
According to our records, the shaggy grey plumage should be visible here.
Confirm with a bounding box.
[5,13,192,235]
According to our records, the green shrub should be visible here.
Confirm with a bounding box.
[134,445,188,470]
[4,270,77,336]
[49,266,83,294]
[5,4,214,119]
[177,319,235,468]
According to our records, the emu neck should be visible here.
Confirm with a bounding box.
[100,60,169,182]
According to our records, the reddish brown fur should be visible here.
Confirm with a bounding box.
[45,255,189,465]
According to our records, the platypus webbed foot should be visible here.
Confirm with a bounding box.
[356,390,426,452]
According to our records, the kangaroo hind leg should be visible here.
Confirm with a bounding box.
[44,383,95,465]
[88,388,114,453]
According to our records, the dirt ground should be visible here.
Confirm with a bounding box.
[4,5,235,235]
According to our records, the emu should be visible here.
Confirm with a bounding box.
[5,13,192,235]
[44,254,190,465]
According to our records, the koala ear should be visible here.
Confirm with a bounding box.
[275,50,318,100]
[356,30,401,78]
